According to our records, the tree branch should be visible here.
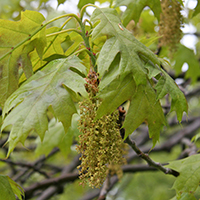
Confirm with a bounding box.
[24,173,79,198]
[124,136,179,177]
[36,154,81,200]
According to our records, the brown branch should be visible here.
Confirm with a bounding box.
[125,136,179,177]
[24,173,79,198]
[36,154,81,200]
[0,159,50,178]
[98,174,111,200]
[13,147,59,183]
[154,116,200,152]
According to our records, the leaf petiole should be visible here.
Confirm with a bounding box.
[83,19,93,29]
[45,13,82,27]
[46,29,82,38]
[80,4,98,20]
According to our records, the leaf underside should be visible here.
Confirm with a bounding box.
[167,154,200,198]
[91,7,187,146]
[2,56,87,157]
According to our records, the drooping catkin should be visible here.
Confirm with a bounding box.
[76,71,127,188]
[159,0,183,53]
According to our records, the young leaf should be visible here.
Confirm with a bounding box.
[167,154,200,197]
[65,31,84,57]
[35,114,80,157]
[173,44,200,84]
[35,119,67,157]
[123,82,166,146]
[7,176,24,200]
[155,69,188,122]
[20,26,70,83]
[0,175,16,200]
[96,59,165,145]
[0,10,46,106]
[1,56,87,157]
[114,0,162,26]
[91,7,169,145]
[0,175,24,200]
[91,7,160,85]
[145,63,188,122]
[96,74,135,119]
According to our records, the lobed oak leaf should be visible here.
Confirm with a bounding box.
[91,7,160,85]
[0,10,46,106]
[167,154,200,197]
[114,0,162,26]
[145,63,188,122]
[1,56,87,157]
[123,82,167,146]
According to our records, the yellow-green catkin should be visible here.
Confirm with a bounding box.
[159,0,183,54]
[76,97,126,188]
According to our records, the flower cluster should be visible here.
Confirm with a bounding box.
[159,0,183,54]
[76,71,127,188]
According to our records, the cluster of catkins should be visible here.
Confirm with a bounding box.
[76,71,127,188]
[159,0,183,53]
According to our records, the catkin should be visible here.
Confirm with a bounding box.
[159,0,183,53]
[76,72,127,188]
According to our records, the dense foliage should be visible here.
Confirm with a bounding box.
[0,0,200,199]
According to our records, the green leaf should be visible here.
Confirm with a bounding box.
[173,44,200,84]
[20,26,69,83]
[192,0,200,17]
[65,31,84,57]
[78,0,95,9]
[96,59,165,145]
[0,10,46,106]
[91,7,160,85]
[59,113,80,154]
[145,62,161,79]
[96,74,135,119]
[0,175,16,200]
[1,56,87,157]
[145,63,188,122]
[167,154,200,196]
[35,119,67,157]
[7,176,24,200]
[0,175,24,200]
[35,114,80,157]
[123,82,166,146]
[42,27,68,59]
[91,8,169,145]
[155,70,188,122]
[114,0,162,26]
